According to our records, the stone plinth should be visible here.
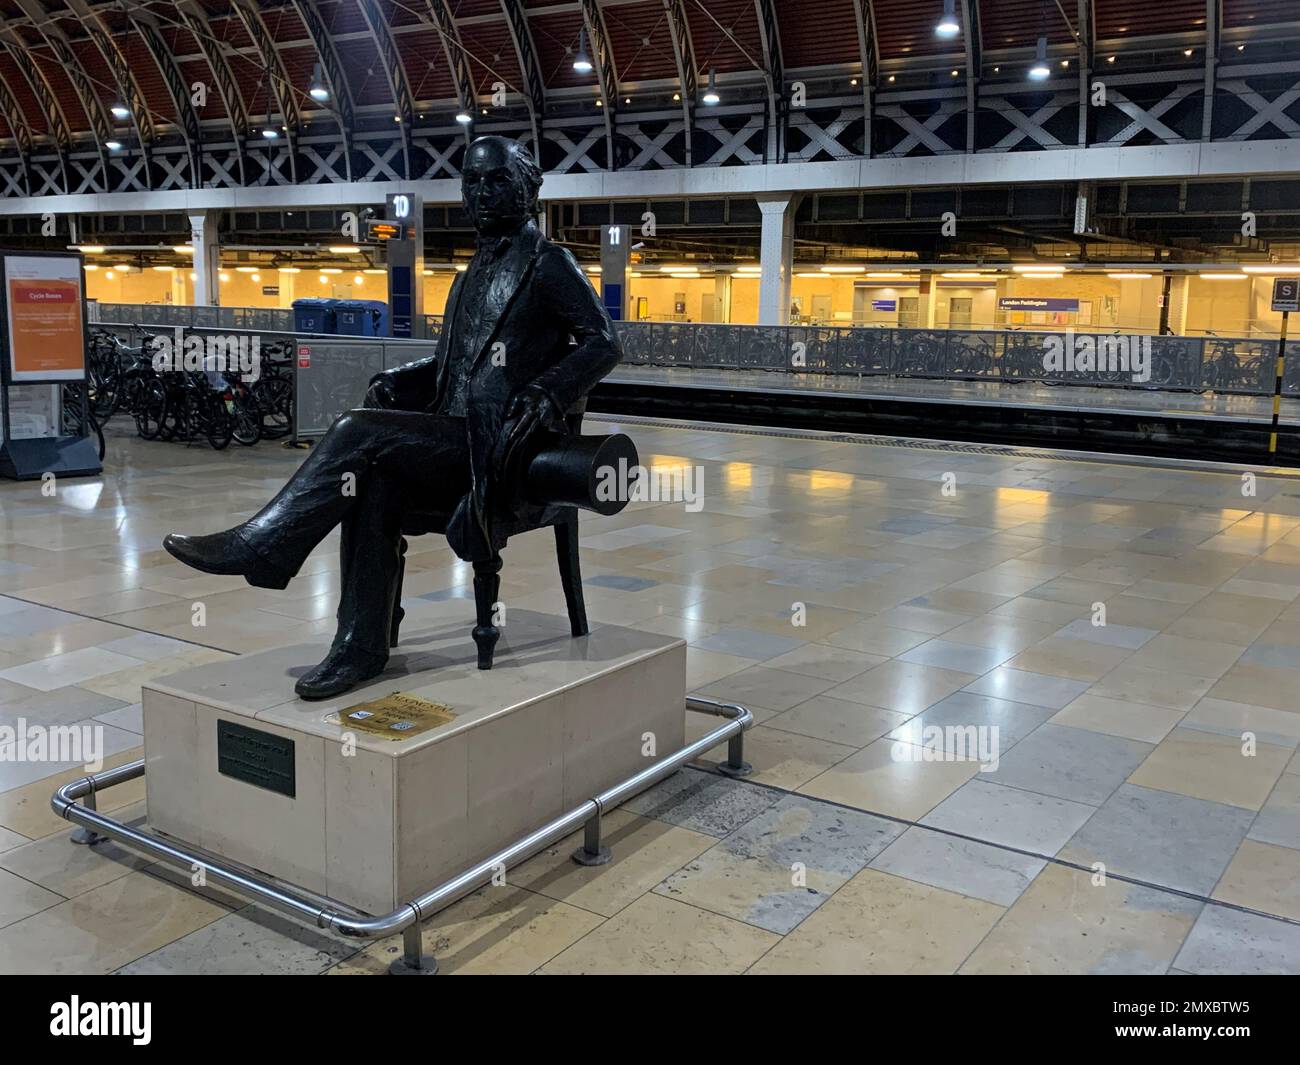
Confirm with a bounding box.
[141,606,686,914]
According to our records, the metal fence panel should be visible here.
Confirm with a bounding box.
[293,339,386,439]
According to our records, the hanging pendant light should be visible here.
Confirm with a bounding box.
[309,63,329,103]
[935,0,960,39]
[1029,36,1051,80]
[573,28,593,73]
[702,69,720,105]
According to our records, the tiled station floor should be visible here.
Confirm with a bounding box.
[1,418,1299,974]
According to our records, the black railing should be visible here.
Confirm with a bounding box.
[88,305,1300,397]
[616,321,1300,396]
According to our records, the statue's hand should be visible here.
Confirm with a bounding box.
[498,385,563,487]
[364,372,399,409]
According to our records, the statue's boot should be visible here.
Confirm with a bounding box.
[163,529,293,590]
[294,640,389,700]
[294,472,401,701]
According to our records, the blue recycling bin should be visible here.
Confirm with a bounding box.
[333,299,389,337]
[292,297,340,334]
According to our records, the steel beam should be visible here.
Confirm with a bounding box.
[128,10,201,188]
[752,0,785,163]
[13,0,112,190]
[580,0,619,169]
[498,0,546,149]
[0,35,70,193]
[231,0,301,183]
[358,0,415,178]
[852,0,879,158]
[65,0,156,192]
[1202,0,1220,140]
[427,0,478,143]
[961,0,980,153]
[291,0,355,181]
[178,0,250,187]
[0,55,35,194]
[1078,0,1093,146]
[662,0,697,166]
[7,137,1297,216]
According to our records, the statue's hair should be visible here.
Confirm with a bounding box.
[469,135,543,214]
[506,140,543,213]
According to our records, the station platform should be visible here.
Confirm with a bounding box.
[593,366,1300,467]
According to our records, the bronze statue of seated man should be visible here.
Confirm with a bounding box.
[163,136,623,699]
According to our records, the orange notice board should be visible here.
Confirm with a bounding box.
[4,255,85,382]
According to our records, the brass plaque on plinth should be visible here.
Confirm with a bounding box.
[330,693,456,741]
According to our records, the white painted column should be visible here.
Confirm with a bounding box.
[713,272,732,324]
[188,210,220,306]
[757,194,795,325]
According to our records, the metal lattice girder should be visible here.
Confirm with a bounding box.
[852,0,878,156]
[752,0,785,162]
[1099,82,1200,145]
[129,11,201,186]
[1217,78,1300,138]
[358,0,414,178]
[65,0,157,193]
[231,0,301,183]
[0,49,34,193]
[499,0,545,148]
[13,0,112,190]
[1203,0,1220,139]
[291,0,355,180]
[661,0,697,165]
[0,33,70,193]
[426,0,477,143]
[177,0,250,187]
[579,0,618,168]
[961,0,980,153]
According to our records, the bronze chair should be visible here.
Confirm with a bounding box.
[389,410,637,669]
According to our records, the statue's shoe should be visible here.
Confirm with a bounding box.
[294,644,389,700]
[162,530,292,591]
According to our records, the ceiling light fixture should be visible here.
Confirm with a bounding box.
[1029,37,1051,80]
[309,63,329,102]
[702,69,720,105]
[573,29,593,73]
[935,0,960,39]
[110,103,130,120]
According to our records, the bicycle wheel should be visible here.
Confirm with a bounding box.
[229,390,262,446]
[255,375,293,438]
[202,395,234,450]
[135,378,168,440]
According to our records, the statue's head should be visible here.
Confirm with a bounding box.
[461,136,542,236]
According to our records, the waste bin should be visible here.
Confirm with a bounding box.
[333,299,389,337]
[292,297,339,334]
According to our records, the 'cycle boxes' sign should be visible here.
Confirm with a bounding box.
[4,254,86,382]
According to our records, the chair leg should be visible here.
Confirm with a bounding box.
[472,554,503,670]
[555,515,588,638]
[390,537,407,648]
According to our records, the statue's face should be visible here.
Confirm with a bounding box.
[461,139,529,236]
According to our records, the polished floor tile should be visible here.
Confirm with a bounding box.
[1060,784,1255,896]
[655,795,903,933]
[959,864,1201,975]
[6,422,1300,974]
